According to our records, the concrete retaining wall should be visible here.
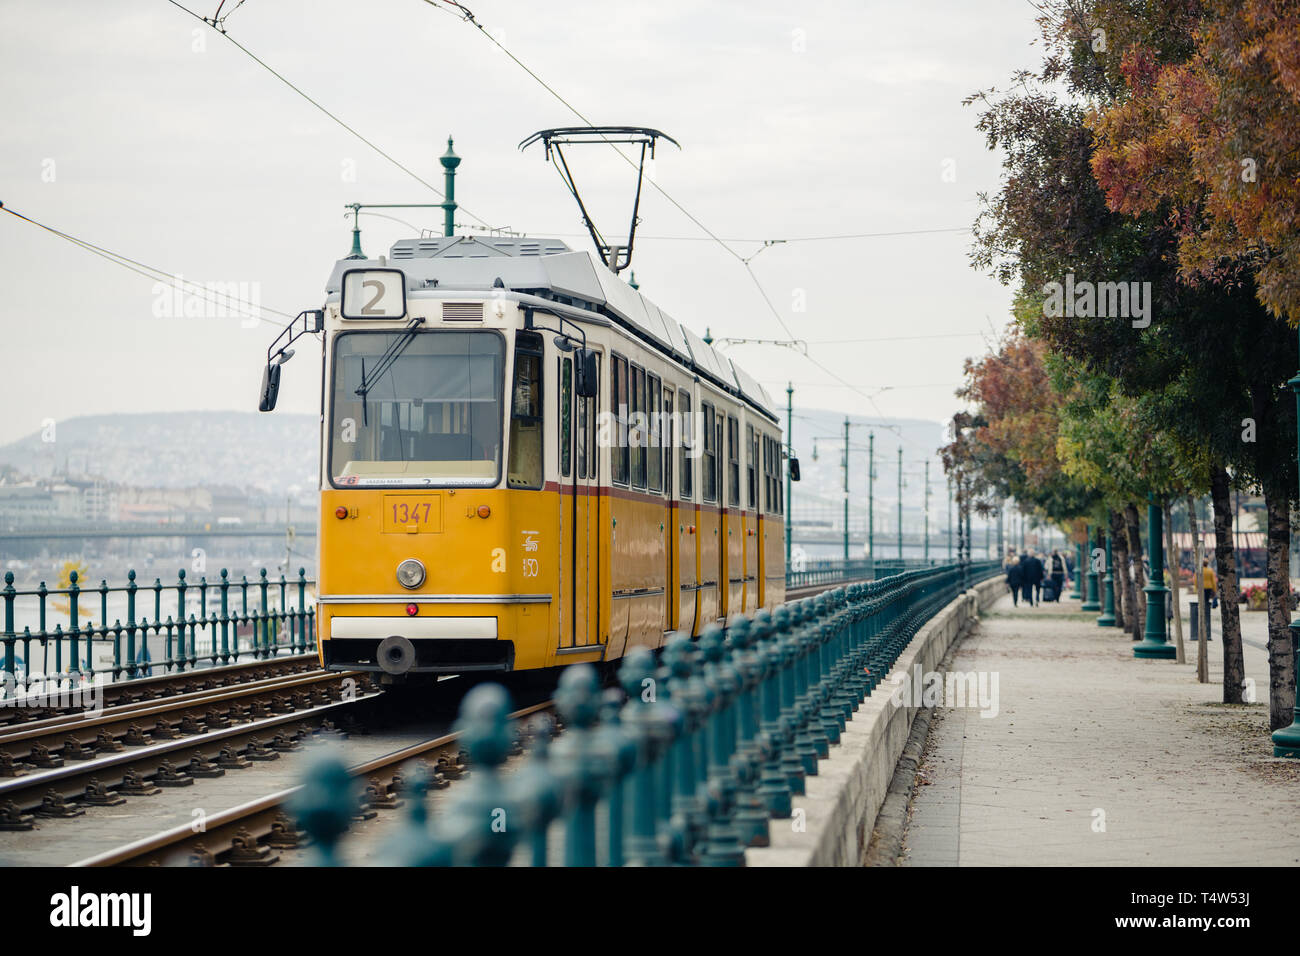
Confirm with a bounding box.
[746,573,1006,867]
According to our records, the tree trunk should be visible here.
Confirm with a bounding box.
[1125,503,1146,641]
[1211,468,1245,705]
[1187,493,1208,683]
[1264,492,1295,730]
[1166,499,1185,664]
[1111,510,1131,631]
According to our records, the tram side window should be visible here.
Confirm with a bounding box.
[727,415,740,508]
[765,435,777,513]
[648,373,662,493]
[577,354,599,480]
[611,355,629,485]
[679,390,694,499]
[762,435,771,512]
[662,387,673,497]
[559,357,572,478]
[701,400,717,502]
[507,331,544,489]
[631,365,647,489]
[746,424,757,510]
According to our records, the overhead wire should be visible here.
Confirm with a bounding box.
[0,202,298,326]
[164,0,495,229]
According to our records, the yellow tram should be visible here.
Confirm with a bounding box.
[261,234,788,683]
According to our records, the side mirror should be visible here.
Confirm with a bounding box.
[575,348,599,398]
[258,362,282,412]
[788,457,801,482]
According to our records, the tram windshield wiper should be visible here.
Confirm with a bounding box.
[355,317,426,423]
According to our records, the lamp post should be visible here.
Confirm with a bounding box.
[897,446,904,561]
[1272,330,1300,755]
[842,417,850,563]
[1134,493,1175,658]
[1097,529,1116,626]
[947,477,953,561]
[868,432,875,576]
[785,383,793,569]
[1069,534,1083,601]
[1081,524,1101,612]
[440,138,460,236]
[923,460,930,564]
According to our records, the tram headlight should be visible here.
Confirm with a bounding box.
[396,558,426,590]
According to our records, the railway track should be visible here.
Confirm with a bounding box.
[0,671,382,826]
[0,653,321,729]
[73,700,554,867]
[0,668,369,777]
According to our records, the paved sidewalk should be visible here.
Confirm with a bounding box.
[902,592,1300,866]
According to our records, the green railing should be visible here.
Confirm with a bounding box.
[784,557,941,591]
[0,567,316,694]
[292,559,1002,866]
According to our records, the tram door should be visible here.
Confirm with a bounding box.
[560,352,602,653]
[663,386,676,633]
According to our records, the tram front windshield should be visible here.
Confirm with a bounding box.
[329,330,504,487]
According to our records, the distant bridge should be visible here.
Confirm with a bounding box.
[0,524,317,543]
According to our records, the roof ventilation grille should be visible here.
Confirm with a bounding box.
[442,302,485,322]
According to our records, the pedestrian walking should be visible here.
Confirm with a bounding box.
[1020,550,1042,606]
[1046,549,1066,602]
[1004,549,1022,607]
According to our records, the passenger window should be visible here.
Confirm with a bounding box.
[648,373,662,493]
[746,423,757,509]
[701,401,716,502]
[560,357,572,478]
[507,331,544,489]
[680,390,693,499]
[727,415,740,507]
[611,355,629,485]
[631,365,646,489]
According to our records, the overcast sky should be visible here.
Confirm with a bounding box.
[0,0,1039,448]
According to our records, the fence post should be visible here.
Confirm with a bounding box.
[596,689,636,866]
[662,634,706,861]
[68,571,81,678]
[511,715,560,867]
[726,616,772,848]
[176,569,187,672]
[550,665,607,866]
[752,609,793,818]
[699,625,745,866]
[125,570,137,680]
[2,572,14,686]
[259,570,270,659]
[618,647,671,866]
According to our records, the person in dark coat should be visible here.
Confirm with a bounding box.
[1020,550,1043,606]
[1004,550,1022,607]
[1048,550,1067,602]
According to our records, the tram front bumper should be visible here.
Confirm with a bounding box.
[321,616,514,674]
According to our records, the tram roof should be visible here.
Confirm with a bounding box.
[325,235,779,420]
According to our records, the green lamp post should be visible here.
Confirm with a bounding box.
[1097,530,1116,626]
[1069,538,1083,600]
[1271,334,1300,756]
[1081,524,1101,612]
[440,137,460,237]
[1134,493,1175,658]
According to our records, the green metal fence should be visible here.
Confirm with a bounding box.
[0,567,316,693]
[785,557,938,591]
[293,558,1002,866]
